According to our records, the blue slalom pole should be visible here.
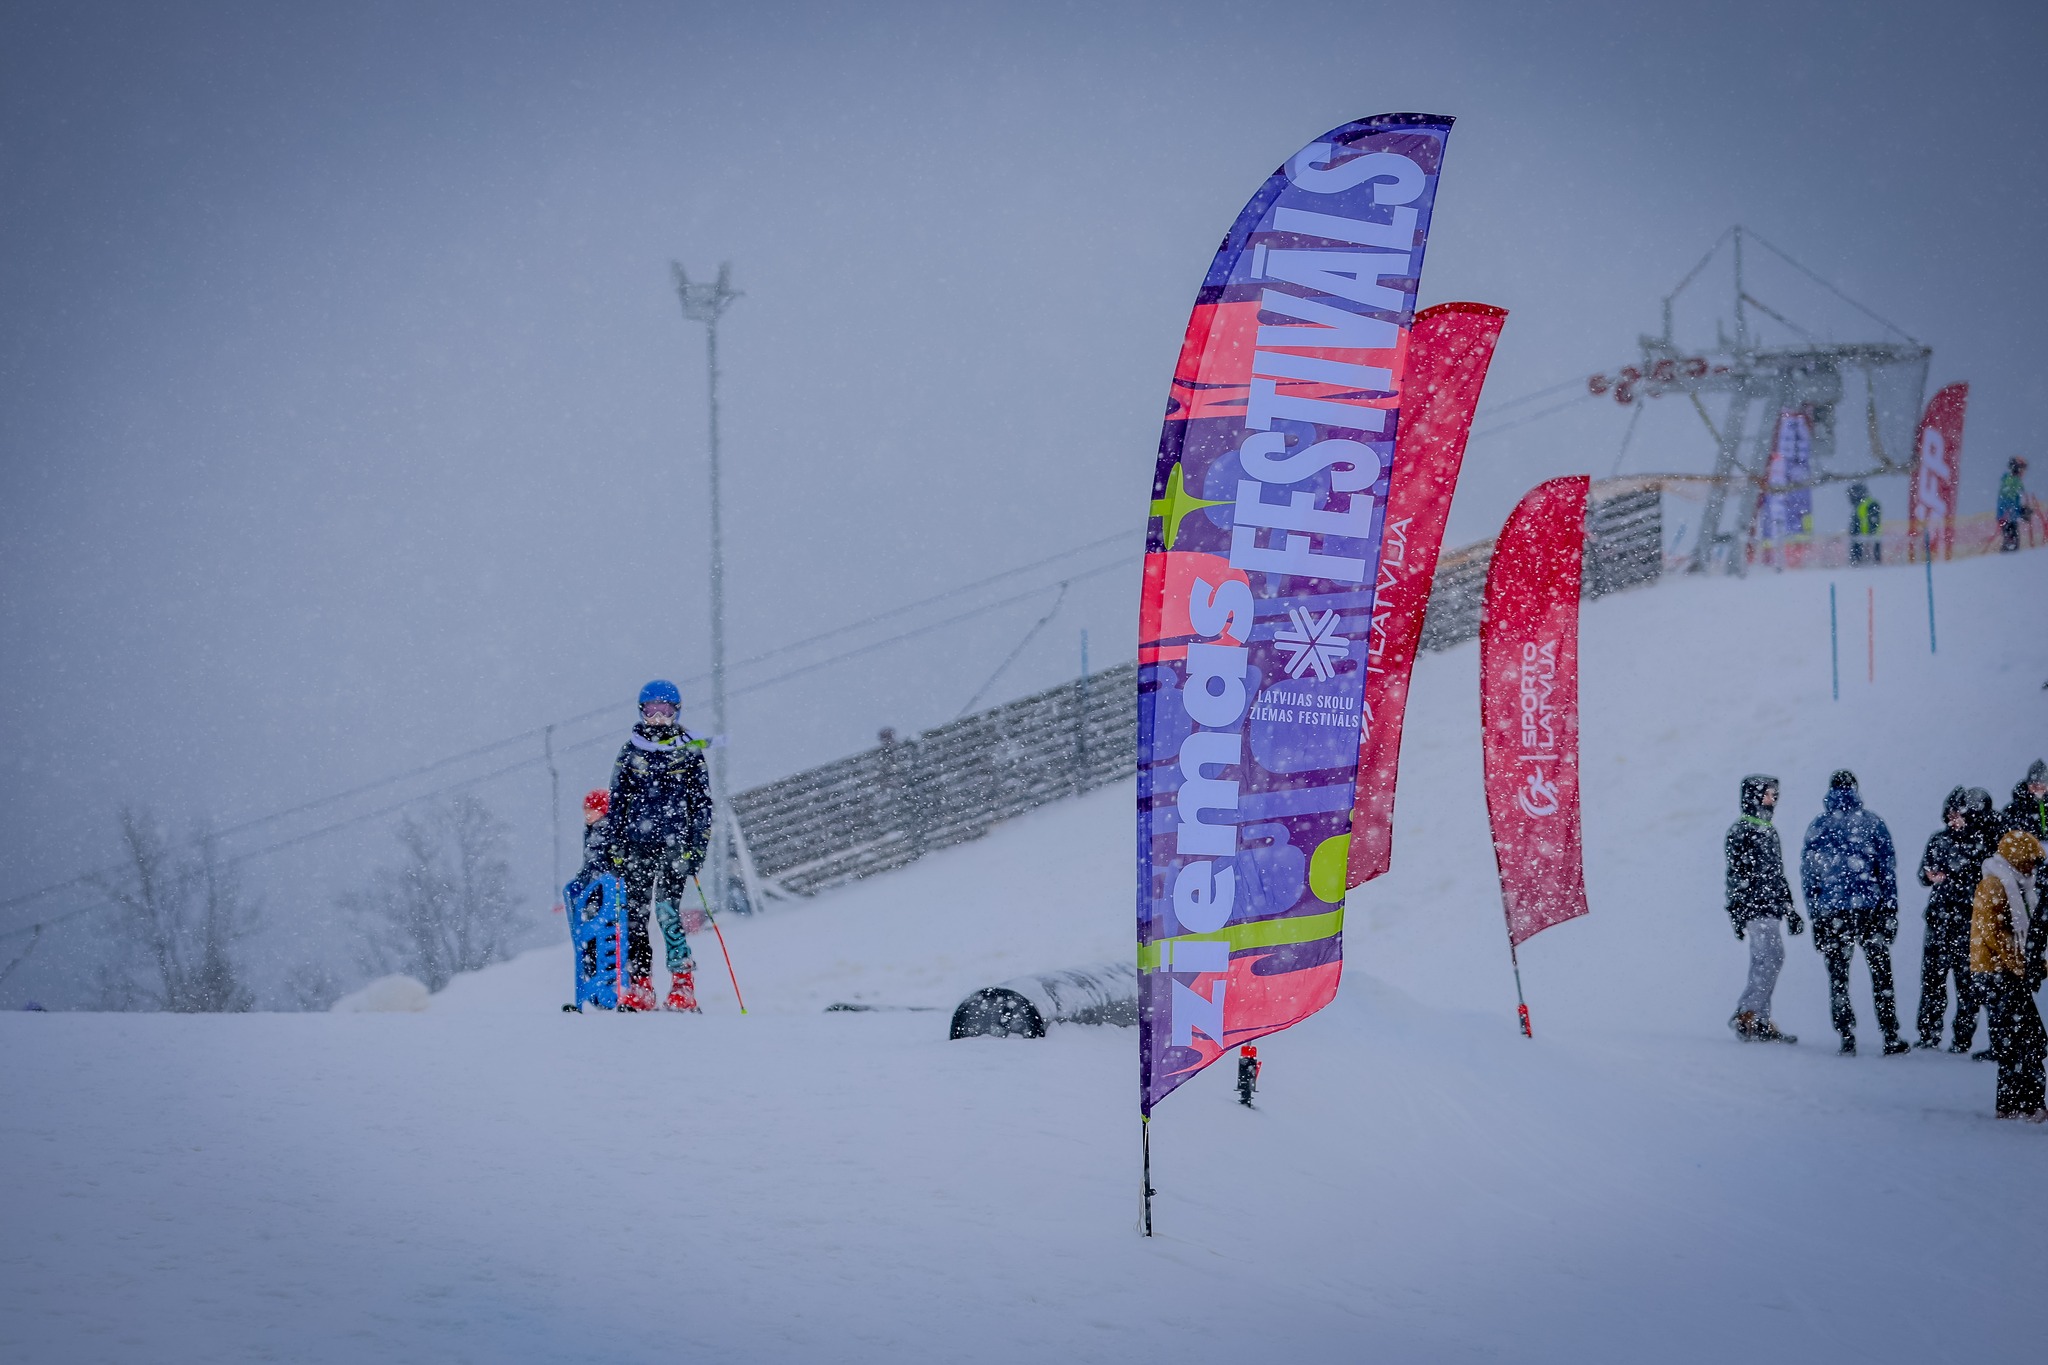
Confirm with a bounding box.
[1829,583,1839,701]
[1924,535,1937,654]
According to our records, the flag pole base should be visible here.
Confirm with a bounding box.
[1141,1116,1154,1237]
[1510,942,1533,1038]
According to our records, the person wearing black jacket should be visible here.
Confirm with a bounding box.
[1726,774,1803,1042]
[2000,760,2047,843]
[1915,787,1995,1051]
[606,679,713,1012]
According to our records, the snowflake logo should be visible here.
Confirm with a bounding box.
[1273,607,1350,681]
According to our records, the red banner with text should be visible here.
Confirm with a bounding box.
[1910,382,1967,561]
[1347,301,1506,888]
[1480,476,1589,947]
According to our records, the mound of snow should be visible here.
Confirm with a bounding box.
[329,973,431,1012]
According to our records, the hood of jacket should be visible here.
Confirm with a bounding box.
[1824,785,1863,815]
[1998,829,2044,875]
[1740,774,1779,820]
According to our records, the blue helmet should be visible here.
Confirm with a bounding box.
[637,679,681,710]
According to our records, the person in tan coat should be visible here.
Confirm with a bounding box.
[1971,830,2046,1119]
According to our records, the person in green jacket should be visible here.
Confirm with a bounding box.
[1848,482,1883,565]
[1999,456,2032,552]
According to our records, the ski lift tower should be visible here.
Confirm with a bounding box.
[1589,227,1930,572]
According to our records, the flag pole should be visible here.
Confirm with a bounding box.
[1829,583,1839,700]
[1141,1115,1155,1237]
[1509,938,1532,1037]
[1923,535,1937,654]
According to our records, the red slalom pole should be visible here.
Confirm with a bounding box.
[692,876,748,1015]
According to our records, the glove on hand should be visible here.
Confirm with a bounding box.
[1787,910,1805,936]
[1880,910,1899,943]
[2028,959,2047,994]
[1733,919,1745,941]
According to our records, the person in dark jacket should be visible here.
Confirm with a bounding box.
[606,679,713,1012]
[1801,770,1907,1055]
[1725,774,1804,1042]
[1915,787,1995,1051]
[565,789,618,985]
[2000,760,2047,843]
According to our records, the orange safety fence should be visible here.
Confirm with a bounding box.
[1746,507,2046,570]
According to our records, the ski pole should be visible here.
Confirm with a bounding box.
[692,875,748,1014]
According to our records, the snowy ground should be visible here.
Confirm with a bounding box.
[4,551,2044,1363]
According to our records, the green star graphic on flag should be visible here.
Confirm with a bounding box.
[1149,461,1229,550]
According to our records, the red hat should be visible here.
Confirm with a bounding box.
[583,790,610,817]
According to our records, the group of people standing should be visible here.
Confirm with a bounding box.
[1724,762,2048,1120]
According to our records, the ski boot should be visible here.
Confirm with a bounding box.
[1729,1011,1758,1041]
[1838,1034,1857,1056]
[665,970,701,1014]
[1882,1036,1912,1056]
[1752,1019,1797,1044]
[620,976,658,1012]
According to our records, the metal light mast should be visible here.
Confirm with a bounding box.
[672,260,742,914]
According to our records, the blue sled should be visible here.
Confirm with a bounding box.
[564,873,625,1011]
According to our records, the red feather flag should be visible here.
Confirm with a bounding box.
[1347,301,1506,888]
[1479,477,1590,1025]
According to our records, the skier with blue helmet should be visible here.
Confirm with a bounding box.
[604,679,713,1011]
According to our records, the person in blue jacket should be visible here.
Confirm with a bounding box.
[1802,770,1908,1055]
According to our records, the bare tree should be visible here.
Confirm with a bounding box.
[280,958,346,1012]
[91,808,258,1012]
[348,794,518,992]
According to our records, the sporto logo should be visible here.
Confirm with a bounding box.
[1516,772,1560,818]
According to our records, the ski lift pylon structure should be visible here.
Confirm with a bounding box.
[1585,226,1931,573]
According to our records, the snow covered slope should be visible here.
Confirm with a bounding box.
[3,551,2043,1363]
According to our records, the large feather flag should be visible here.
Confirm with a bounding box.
[1137,114,1454,1116]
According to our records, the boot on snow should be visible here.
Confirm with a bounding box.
[665,970,701,1013]
[1838,1034,1857,1056]
[1752,1019,1797,1044]
[621,976,658,1012]
[1729,1011,1758,1041]
[1882,1037,1912,1056]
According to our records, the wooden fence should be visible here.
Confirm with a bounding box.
[728,484,1665,901]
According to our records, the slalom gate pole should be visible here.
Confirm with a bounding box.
[1867,585,1875,683]
[1141,1116,1154,1238]
[692,876,748,1015]
[1829,584,1839,701]
[1510,940,1532,1038]
[1924,536,1937,654]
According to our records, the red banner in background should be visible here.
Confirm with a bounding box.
[1480,477,1589,947]
[1347,302,1506,889]
[1910,382,1967,560]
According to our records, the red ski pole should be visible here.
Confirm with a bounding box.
[692,876,748,1015]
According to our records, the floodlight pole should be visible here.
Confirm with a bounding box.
[673,261,742,915]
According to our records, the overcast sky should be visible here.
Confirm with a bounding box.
[3,0,2043,986]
